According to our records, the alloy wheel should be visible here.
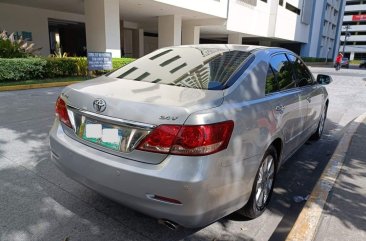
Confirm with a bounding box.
[255,155,275,210]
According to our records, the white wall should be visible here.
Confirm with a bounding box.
[154,0,228,18]
[341,35,366,41]
[343,45,366,53]
[227,0,309,42]
[227,0,272,37]
[0,3,84,56]
[274,0,309,43]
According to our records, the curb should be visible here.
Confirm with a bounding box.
[0,81,81,92]
[285,113,366,241]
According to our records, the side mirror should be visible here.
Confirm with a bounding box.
[317,74,333,85]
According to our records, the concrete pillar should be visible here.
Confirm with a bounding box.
[132,28,145,58]
[228,33,242,44]
[84,0,121,57]
[138,28,144,57]
[350,52,355,60]
[120,20,124,56]
[158,15,182,48]
[182,25,200,45]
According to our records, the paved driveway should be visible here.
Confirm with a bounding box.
[1,68,365,241]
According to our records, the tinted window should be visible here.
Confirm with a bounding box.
[109,47,252,90]
[269,54,296,91]
[265,66,278,94]
[287,54,314,87]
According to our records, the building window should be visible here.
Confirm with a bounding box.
[260,0,267,2]
[279,0,284,6]
[346,1,363,6]
[354,41,366,46]
[285,3,301,15]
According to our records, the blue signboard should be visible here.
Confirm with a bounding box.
[14,31,32,41]
[88,52,113,70]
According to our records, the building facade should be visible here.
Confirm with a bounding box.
[340,0,366,60]
[0,0,344,59]
[301,0,346,60]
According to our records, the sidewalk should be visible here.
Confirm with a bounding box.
[314,116,366,241]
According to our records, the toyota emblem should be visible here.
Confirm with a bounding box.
[93,98,106,113]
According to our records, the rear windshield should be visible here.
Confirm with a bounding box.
[109,47,252,90]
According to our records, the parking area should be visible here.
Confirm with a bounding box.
[1,67,366,241]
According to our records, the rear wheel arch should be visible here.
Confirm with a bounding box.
[238,144,278,218]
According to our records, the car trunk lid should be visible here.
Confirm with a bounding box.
[60,76,224,164]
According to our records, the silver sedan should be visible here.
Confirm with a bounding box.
[49,45,331,228]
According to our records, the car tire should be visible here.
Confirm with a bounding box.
[311,105,327,140]
[237,145,277,219]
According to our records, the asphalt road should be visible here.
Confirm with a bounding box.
[1,67,365,241]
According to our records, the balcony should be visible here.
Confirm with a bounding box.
[345,4,366,12]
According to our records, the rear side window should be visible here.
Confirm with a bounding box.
[287,54,314,87]
[269,54,296,91]
[109,47,253,90]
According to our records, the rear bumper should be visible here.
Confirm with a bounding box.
[49,120,251,228]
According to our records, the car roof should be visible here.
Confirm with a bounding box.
[173,44,292,55]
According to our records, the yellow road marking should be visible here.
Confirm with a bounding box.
[0,81,81,92]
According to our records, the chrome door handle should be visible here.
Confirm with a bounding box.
[306,96,312,103]
[275,105,285,113]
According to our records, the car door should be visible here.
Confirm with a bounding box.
[287,54,323,137]
[266,53,305,159]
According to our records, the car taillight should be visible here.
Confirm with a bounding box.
[137,121,234,156]
[55,96,72,128]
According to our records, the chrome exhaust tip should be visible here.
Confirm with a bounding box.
[158,219,179,230]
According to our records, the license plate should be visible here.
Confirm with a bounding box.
[82,121,123,151]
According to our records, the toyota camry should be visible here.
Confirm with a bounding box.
[49,45,332,228]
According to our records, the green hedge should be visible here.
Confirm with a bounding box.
[0,57,135,82]
[0,58,47,81]
[45,58,79,78]
[112,58,135,69]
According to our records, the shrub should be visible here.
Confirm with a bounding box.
[45,58,78,78]
[0,58,47,81]
[44,57,135,77]
[112,58,135,70]
[0,57,135,82]
[0,31,41,58]
[73,57,88,76]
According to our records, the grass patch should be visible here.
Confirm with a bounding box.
[0,76,90,87]
[350,60,362,65]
